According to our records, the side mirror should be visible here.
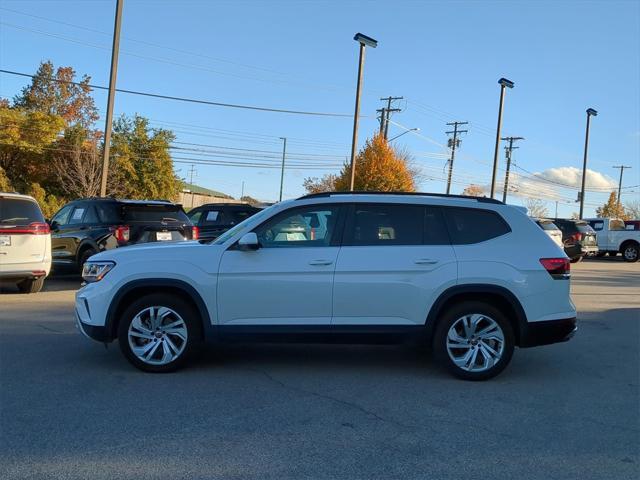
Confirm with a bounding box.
[49,220,59,231]
[237,232,259,251]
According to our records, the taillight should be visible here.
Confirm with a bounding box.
[1,222,50,235]
[540,258,570,279]
[110,225,130,244]
[191,226,199,240]
[573,232,583,242]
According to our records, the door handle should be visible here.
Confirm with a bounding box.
[414,258,439,265]
[309,260,333,266]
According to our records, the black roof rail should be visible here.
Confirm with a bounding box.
[296,191,504,204]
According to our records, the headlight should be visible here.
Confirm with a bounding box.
[82,261,115,283]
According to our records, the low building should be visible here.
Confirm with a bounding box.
[178,183,242,210]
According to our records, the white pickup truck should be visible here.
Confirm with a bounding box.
[585,218,640,262]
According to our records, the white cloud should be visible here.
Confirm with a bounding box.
[537,166,617,190]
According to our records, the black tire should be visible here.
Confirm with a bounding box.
[595,251,607,258]
[570,255,583,263]
[621,242,639,263]
[17,276,45,294]
[433,301,515,381]
[78,247,97,271]
[117,293,202,373]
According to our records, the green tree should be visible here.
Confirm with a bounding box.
[595,191,628,219]
[0,106,65,189]
[333,133,417,192]
[14,61,99,128]
[0,166,12,191]
[109,115,179,200]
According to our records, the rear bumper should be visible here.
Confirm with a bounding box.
[0,269,48,280]
[520,317,577,348]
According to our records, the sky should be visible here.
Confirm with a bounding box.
[0,0,639,216]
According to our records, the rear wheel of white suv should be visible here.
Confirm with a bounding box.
[117,294,202,372]
[17,276,45,294]
[433,301,515,381]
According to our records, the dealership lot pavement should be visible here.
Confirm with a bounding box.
[1,259,638,479]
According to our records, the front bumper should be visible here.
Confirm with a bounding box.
[75,310,110,342]
[520,317,577,348]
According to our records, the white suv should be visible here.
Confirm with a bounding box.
[0,192,52,293]
[75,192,577,380]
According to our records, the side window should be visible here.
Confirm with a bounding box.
[52,205,73,226]
[590,221,604,231]
[188,210,203,225]
[346,204,424,246]
[201,210,225,226]
[95,203,121,223]
[69,206,86,224]
[82,206,99,224]
[444,208,510,245]
[232,210,254,224]
[255,205,341,248]
[424,207,450,245]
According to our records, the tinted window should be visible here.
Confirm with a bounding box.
[589,221,604,231]
[51,205,73,226]
[83,205,99,224]
[445,208,510,244]
[576,223,595,234]
[69,207,86,224]
[347,204,424,246]
[95,203,121,223]
[201,209,225,226]
[231,210,256,223]
[255,205,340,248]
[122,205,189,223]
[538,220,560,231]
[188,210,203,224]
[424,207,450,245]
[0,198,45,224]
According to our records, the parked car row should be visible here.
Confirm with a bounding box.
[1,193,262,293]
[533,217,639,263]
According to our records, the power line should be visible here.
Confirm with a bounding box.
[379,96,403,140]
[0,69,354,117]
[500,136,524,203]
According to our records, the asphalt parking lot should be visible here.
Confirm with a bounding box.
[1,259,638,480]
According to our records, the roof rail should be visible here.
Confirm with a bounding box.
[296,191,504,204]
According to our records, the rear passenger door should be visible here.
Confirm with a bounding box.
[332,203,457,326]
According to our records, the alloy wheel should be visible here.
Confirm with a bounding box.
[446,313,505,372]
[127,306,188,365]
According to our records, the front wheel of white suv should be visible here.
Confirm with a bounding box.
[117,293,202,372]
[433,301,515,381]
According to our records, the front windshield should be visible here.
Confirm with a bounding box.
[212,205,276,245]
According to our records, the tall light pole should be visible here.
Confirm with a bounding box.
[349,33,377,191]
[578,108,598,219]
[278,137,287,202]
[99,0,124,197]
[490,77,514,199]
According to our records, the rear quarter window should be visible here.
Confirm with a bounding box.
[122,205,190,223]
[444,208,510,244]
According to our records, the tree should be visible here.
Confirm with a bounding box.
[51,126,103,198]
[108,114,179,200]
[624,199,640,219]
[14,61,99,128]
[595,191,628,219]
[240,195,261,206]
[0,106,65,189]
[462,184,485,197]
[0,166,12,191]
[524,198,549,218]
[302,174,337,194]
[333,133,416,192]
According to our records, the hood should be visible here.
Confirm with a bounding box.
[90,240,221,264]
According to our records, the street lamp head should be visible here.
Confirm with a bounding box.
[354,33,378,48]
[498,77,514,89]
[586,108,598,117]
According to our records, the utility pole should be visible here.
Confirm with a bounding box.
[241,181,245,199]
[501,136,524,203]
[379,96,403,140]
[579,108,598,219]
[445,121,468,194]
[99,0,124,197]
[188,164,196,186]
[279,137,287,202]
[555,200,559,218]
[613,165,632,210]
[377,107,386,134]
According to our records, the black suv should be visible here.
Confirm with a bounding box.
[186,203,261,241]
[551,218,598,262]
[50,198,197,270]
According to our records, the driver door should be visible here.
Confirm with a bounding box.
[217,204,344,326]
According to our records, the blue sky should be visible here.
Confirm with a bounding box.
[1,0,638,216]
